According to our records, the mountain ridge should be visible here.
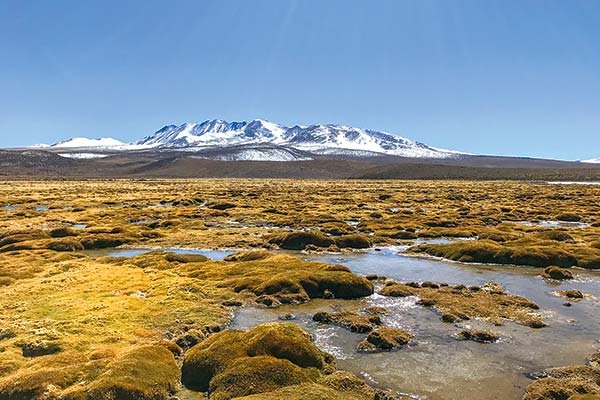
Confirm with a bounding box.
[41,118,463,160]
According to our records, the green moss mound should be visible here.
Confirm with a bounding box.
[224,250,273,262]
[457,329,499,343]
[209,356,318,400]
[0,346,179,400]
[313,311,380,333]
[231,371,399,400]
[297,272,374,299]
[334,234,372,249]
[244,323,326,369]
[182,323,332,393]
[269,231,334,250]
[49,227,79,238]
[379,279,544,328]
[524,364,600,400]
[541,266,574,280]
[357,327,414,352]
[411,240,580,268]
[164,252,209,263]
[45,239,84,252]
[223,253,373,302]
[78,346,180,400]
[379,283,415,297]
[536,230,575,243]
[556,213,582,222]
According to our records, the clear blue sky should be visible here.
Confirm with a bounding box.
[1,0,599,160]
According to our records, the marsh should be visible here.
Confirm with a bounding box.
[0,179,599,400]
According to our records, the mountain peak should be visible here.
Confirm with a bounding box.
[132,118,459,158]
[40,118,465,160]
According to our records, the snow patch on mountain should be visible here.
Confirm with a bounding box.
[137,119,461,158]
[57,153,111,159]
[138,119,289,148]
[37,118,467,160]
[51,137,127,148]
[581,158,600,164]
[193,148,312,162]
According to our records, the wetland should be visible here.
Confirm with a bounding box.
[0,179,599,400]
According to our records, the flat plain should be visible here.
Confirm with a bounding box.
[0,179,599,400]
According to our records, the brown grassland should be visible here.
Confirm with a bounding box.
[0,179,599,400]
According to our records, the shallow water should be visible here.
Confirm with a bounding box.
[515,219,591,229]
[232,248,600,400]
[3,205,15,211]
[545,181,600,185]
[129,218,159,225]
[82,247,233,260]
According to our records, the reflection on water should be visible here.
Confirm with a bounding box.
[3,205,16,211]
[232,248,600,400]
[514,220,591,229]
[82,247,233,260]
[545,181,600,185]
[148,202,173,209]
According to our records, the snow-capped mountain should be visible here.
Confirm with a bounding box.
[42,119,465,160]
[51,137,127,148]
[136,119,460,158]
[138,119,288,148]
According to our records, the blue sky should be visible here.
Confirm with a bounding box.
[1,0,599,160]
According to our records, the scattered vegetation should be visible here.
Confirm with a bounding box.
[313,311,381,333]
[378,280,545,328]
[357,327,414,352]
[1,179,599,400]
[182,323,404,400]
[456,329,499,343]
[541,266,574,280]
[524,351,600,400]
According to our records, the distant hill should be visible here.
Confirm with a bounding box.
[42,118,464,161]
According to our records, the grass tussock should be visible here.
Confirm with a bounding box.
[312,311,381,333]
[1,179,599,399]
[410,239,600,269]
[357,327,415,352]
[182,323,401,400]
[523,353,600,400]
[379,280,545,328]
[181,323,331,395]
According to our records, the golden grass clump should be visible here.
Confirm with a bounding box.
[0,345,179,400]
[181,323,332,394]
[379,280,545,328]
[1,179,600,399]
[541,266,574,280]
[235,371,406,400]
[198,252,374,303]
[456,329,499,343]
[312,311,381,333]
[182,323,402,400]
[357,327,415,352]
[410,239,596,268]
[523,354,600,400]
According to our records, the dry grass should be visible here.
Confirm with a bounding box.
[379,280,546,328]
[0,248,373,398]
[523,352,600,400]
[0,179,598,399]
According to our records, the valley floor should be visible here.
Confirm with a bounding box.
[0,179,599,400]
